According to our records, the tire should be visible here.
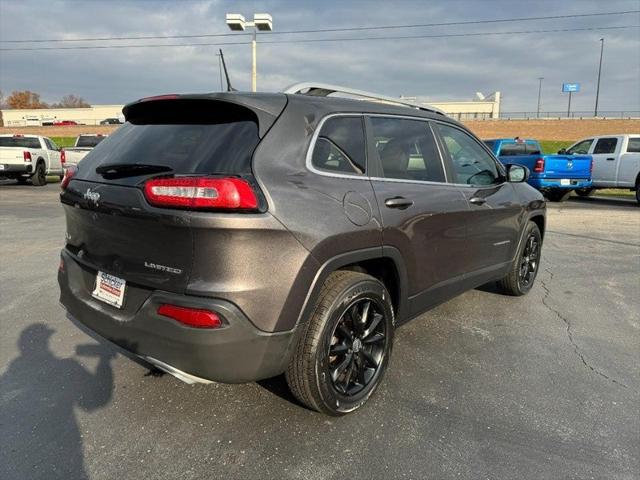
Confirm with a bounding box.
[286,270,395,415]
[497,221,542,296]
[575,188,595,198]
[31,162,46,186]
[545,190,570,202]
[635,185,639,205]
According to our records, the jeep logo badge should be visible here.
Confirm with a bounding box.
[84,188,101,204]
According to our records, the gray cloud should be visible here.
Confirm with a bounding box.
[1,0,638,113]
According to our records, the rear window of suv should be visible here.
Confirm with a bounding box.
[76,100,261,184]
[0,137,41,148]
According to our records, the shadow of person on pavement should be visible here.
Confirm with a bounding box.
[0,323,115,480]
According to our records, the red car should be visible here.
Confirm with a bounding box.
[53,120,78,126]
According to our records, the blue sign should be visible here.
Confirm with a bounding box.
[562,83,580,93]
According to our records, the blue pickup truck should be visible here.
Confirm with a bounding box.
[484,138,593,201]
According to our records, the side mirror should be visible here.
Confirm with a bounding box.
[558,148,567,154]
[506,164,529,183]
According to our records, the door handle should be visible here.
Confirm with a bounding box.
[469,196,487,206]
[606,157,615,161]
[384,197,413,209]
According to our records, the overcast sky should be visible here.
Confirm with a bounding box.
[0,0,638,113]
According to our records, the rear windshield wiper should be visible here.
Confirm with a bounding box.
[96,163,173,179]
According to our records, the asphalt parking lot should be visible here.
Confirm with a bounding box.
[1,182,638,480]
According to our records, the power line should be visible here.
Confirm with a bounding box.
[0,10,638,44]
[1,25,637,51]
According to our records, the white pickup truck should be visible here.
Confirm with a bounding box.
[0,134,64,186]
[561,134,640,204]
[62,134,107,166]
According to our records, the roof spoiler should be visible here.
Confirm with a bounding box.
[283,82,445,115]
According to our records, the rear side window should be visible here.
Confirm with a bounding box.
[498,142,526,156]
[627,138,640,153]
[311,116,365,175]
[76,136,105,148]
[435,124,501,186]
[77,100,260,182]
[593,138,618,154]
[0,137,41,149]
[567,139,593,154]
[370,117,445,182]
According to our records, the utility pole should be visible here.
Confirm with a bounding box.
[594,38,604,116]
[567,91,572,117]
[536,77,544,118]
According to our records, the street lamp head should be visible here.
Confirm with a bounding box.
[226,13,246,31]
[253,13,273,31]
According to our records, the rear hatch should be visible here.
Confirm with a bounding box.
[541,154,592,179]
[61,94,286,294]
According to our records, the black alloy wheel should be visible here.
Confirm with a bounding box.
[327,297,387,397]
[519,232,540,289]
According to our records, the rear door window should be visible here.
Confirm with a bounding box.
[627,138,640,153]
[567,139,593,154]
[311,116,365,175]
[593,138,618,154]
[435,124,501,186]
[498,142,526,156]
[369,116,445,182]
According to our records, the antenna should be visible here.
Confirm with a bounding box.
[219,49,236,92]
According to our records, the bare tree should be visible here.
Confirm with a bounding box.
[51,95,90,108]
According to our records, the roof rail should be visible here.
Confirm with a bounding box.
[283,82,445,115]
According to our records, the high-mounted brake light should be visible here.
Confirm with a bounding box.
[61,165,77,190]
[60,149,66,164]
[139,94,179,102]
[143,177,258,210]
[533,158,545,173]
[23,151,32,162]
[157,304,222,329]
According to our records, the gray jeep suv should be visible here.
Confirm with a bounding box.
[58,84,545,415]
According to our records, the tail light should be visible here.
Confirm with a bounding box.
[143,177,258,211]
[590,159,594,176]
[23,151,32,162]
[60,149,66,164]
[61,165,77,190]
[158,304,222,329]
[533,158,545,173]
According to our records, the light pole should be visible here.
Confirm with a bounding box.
[226,13,273,92]
[536,77,544,118]
[594,38,604,117]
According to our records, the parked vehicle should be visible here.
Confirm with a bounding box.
[53,120,79,126]
[0,134,64,185]
[58,84,546,415]
[100,118,123,125]
[560,134,640,204]
[484,138,592,202]
[62,134,107,166]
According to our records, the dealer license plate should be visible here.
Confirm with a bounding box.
[92,271,126,308]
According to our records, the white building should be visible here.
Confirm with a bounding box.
[0,105,124,127]
[401,92,501,120]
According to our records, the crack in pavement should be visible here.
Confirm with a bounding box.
[539,266,628,389]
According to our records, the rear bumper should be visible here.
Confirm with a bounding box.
[529,177,592,190]
[0,163,32,176]
[58,249,296,383]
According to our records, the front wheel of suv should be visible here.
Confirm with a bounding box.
[286,271,394,415]
[497,221,542,296]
